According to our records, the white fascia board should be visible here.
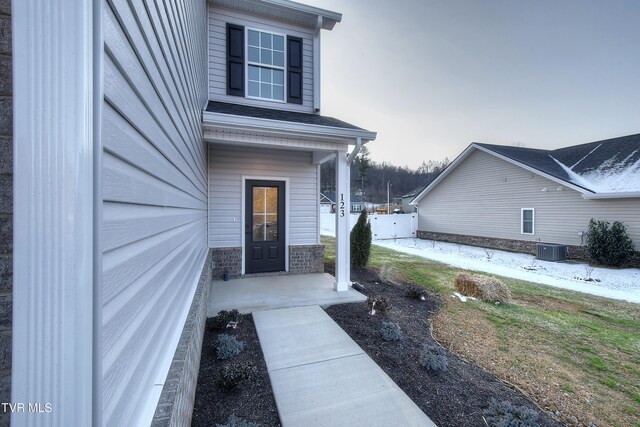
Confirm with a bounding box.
[202,110,377,142]
[410,143,592,205]
[251,0,342,28]
[410,144,476,205]
[472,145,592,195]
[582,191,640,199]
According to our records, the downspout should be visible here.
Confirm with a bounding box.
[346,137,363,165]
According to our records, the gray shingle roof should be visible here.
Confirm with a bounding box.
[206,101,365,130]
[475,133,640,193]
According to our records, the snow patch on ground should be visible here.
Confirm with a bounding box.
[320,215,640,303]
[452,292,477,303]
[373,238,640,304]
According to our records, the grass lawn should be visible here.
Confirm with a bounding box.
[322,236,640,427]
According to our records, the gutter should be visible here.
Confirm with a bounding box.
[202,110,377,141]
[582,191,640,200]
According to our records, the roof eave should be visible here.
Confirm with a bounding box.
[202,110,377,143]
[210,0,341,30]
[582,191,640,200]
[410,143,593,205]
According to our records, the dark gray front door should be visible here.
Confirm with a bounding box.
[245,180,285,273]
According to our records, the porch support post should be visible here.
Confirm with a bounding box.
[334,151,351,291]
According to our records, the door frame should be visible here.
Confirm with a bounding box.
[241,176,290,274]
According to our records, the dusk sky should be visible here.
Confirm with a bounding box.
[305,0,640,168]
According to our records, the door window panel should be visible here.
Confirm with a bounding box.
[252,186,278,241]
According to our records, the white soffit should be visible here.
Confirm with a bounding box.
[210,0,342,30]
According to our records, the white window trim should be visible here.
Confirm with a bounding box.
[245,27,287,103]
[521,208,535,235]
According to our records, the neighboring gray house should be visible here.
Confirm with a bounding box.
[401,186,425,213]
[320,191,364,213]
[412,134,640,260]
[10,1,375,426]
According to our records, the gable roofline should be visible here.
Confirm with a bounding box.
[210,0,342,30]
[411,143,593,205]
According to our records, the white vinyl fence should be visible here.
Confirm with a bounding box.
[320,213,418,240]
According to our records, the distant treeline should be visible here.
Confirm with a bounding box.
[320,147,449,203]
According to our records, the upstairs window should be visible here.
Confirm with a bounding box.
[247,29,285,101]
[226,24,303,105]
[521,208,534,234]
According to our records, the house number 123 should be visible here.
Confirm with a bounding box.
[339,194,345,217]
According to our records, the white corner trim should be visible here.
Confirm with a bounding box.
[202,110,377,142]
[13,0,95,426]
[313,16,322,112]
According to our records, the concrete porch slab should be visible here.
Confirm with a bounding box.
[253,305,436,427]
[208,273,366,316]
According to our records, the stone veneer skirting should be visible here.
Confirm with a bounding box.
[416,230,640,268]
[210,245,325,278]
[210,247,242,280]
[151,249,213,427]
[289,244,325,274]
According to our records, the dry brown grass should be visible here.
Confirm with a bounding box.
[454,272,512,303]
[433,297,640,427]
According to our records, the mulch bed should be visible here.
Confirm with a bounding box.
[325,264,563,427]
[192,315,281,427]
[192,265,564,426]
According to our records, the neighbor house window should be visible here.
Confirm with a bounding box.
[521,208,534,234]
[247,29,285,101]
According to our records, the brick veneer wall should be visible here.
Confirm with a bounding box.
[210,245,325,279]
[289,244,324,274]
[417,230,640,267]
[152,249,213,427]
[0,1,11,423]
[210,247,242,280]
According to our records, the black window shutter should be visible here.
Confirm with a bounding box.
[287,36,303,104]
[227,24,244,97]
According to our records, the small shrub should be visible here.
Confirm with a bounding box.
[405,284,426,300]
[367,295,390,314]
[454,273,511,304]
[484,398,539,427]
[419,344,448,372]
[219,362,256,390]
[585,219,634,266]
[380,321,403,341]
[210,309,240,330]
[216,415,259,427]
[216,334,244,360]
[351,209,372,268]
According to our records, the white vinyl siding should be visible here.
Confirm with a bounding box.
[102,1,208,426]
[417,150,640,249]
[208,145,318,248]
[208,5,315,112]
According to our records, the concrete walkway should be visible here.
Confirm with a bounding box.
[253,305,436,427]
